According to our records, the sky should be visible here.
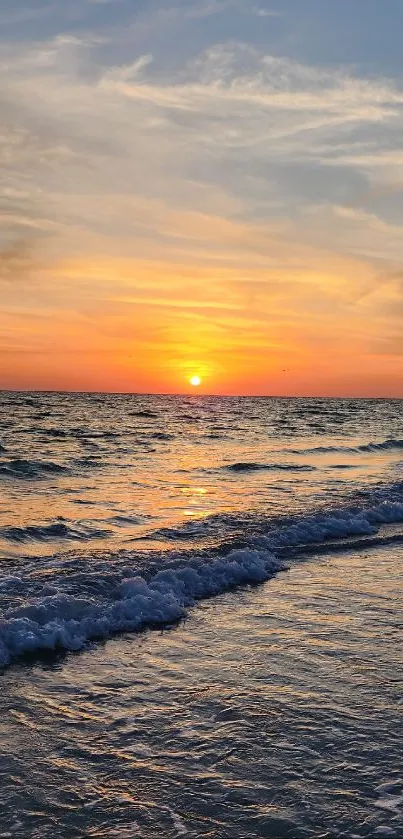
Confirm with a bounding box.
[1,0,403,396]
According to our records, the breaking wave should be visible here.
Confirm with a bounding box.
[0,497,402,669]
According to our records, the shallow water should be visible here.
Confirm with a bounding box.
[1,541,401,838]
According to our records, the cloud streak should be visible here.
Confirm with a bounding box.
[0,239,38,283]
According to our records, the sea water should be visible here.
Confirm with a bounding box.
[0,392,402,837]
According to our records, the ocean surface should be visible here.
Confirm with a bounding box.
[0,391,402,838]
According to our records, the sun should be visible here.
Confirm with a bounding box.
[189,375,201,387]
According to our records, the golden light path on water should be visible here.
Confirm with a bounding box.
[0,392,402,559]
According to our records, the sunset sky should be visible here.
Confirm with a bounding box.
[1,0,403,396]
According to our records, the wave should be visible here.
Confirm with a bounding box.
[0,497,402,668]
[0,455,106,479]
[0,549,280,668]
[107,514,146,526]
[73,457,103,469]
[359,438,403,452]
[225,461,315,473]
[69,428,120,440]
[290,438,403,456]
[0,458,68,480]
[131,410,158,419]
[326,464,355,470]
[40,428,69,438]
[32,411,52,420]
[0,521,111,543]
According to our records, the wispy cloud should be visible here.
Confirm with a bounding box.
[0,239,38,283]
[252,7,280,17]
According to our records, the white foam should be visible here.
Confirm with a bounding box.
[0,549,280,667]
[267,501,403,550]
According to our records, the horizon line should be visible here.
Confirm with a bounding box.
[0,388,402,401]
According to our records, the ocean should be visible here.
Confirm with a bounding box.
[0,391,402,838]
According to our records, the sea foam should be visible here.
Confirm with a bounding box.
[0,549,279,667]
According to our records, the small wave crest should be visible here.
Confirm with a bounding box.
[40,428,69,438]
[290,438,403,456]
[0,521,111,544]
[131,410,158,419]
[225,462,315,473]
[359,438,403,453]
[73,457,103,469]
[0,458,68,480]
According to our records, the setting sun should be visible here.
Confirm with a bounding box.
[189,376,201,387]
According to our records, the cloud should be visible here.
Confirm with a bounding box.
[0,239,37,283]
[101,46,403,125]
[0,26,402,391]
[2,34,402,244]
[252,7,280,16]
[182,1,280,19]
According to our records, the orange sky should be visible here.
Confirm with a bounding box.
[1,11,403,396]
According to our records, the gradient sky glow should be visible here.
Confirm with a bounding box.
[1,0,403,395]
